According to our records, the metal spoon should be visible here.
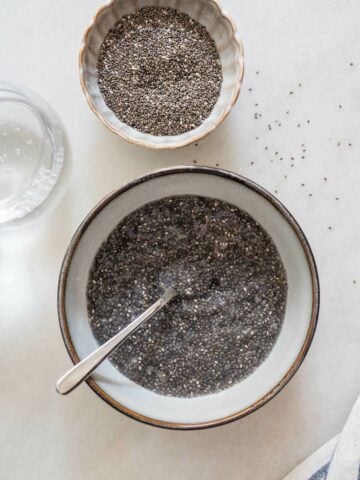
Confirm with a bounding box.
[56,286,177,395]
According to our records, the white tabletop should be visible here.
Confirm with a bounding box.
[1,1,360,478]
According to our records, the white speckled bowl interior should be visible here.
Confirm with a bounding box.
[79,0,244,149]
[59,167,319,429]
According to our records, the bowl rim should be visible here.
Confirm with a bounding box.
[78,0,245,150]
[58,166,320,429]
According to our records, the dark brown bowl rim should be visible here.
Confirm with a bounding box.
[58,166,320,430]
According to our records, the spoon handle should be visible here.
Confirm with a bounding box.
[56,286,177,395]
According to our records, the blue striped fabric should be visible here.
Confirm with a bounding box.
[308,461,360,480]
[308,462,330,480]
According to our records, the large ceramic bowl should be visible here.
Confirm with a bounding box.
[58,167,319,429]
[79,0,244,149]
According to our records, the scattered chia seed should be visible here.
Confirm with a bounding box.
[97,7,222,136]
[194,143,199,147]
[289,91,294,95]
[339,105,343,109]
[87,196,288,397]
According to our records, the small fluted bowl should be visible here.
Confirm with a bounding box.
[79,0,244,149]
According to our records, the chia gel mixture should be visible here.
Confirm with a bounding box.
[87,196,288,397]
[97,7,222,136]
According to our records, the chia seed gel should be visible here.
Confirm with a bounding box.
[87,196,288,397]
[97,7,222,136]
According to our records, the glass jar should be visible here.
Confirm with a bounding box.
[0,80,64,225]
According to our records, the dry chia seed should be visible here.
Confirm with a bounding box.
[97,7,222,136]
[87,196,288,397]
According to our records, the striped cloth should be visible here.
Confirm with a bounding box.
[284,394,360,480]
